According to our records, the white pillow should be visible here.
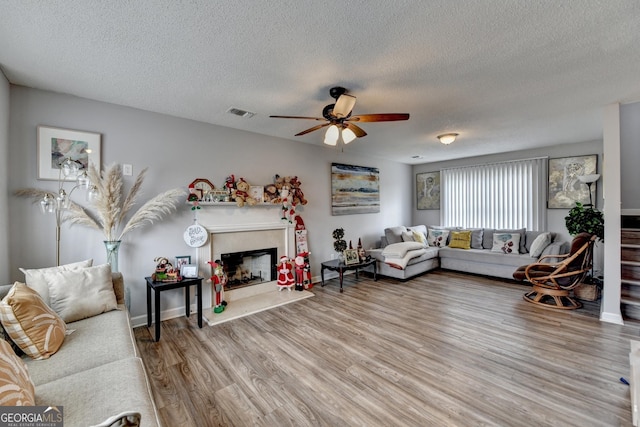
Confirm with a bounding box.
[20,259,93,306]
[427,229,449,247]
[47,264,117,323]
[529,232,552,258]
[401,231,415,242]
[491,233,521,254]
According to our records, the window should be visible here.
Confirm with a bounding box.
[441,157,547,230]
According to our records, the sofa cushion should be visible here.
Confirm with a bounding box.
[0,283,66,360]
[483,228,526,253]
[467,228,484,249]
[529,232,553,258]
[491,232,521,254]
[35,358,160,427]
[19,259,93,306]
[47,264,118,323]
[439,247,533,268]
[0,338,34,406]
[448,230,472,249]
[401,230,415,242]
[384,226,407,245]
[427,228,450,247]
[24,307,137,386]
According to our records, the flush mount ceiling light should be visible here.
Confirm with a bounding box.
[437,133,459,145]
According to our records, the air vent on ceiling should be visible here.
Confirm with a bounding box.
[226,107,255,118]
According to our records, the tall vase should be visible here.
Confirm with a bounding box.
[104,240,122,273]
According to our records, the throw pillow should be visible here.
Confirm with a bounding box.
[20,259,93,306]
[491,233,521,255]
[0,338,35,406]
[468,228,484,249]
[412,230,428,247]
[48,264,118,323]
[0,282,66,360]
[448,230,472,249]
[92,411,141,427]
[529,232,553,258]
[401,231,415,242]
[427,229,450,247]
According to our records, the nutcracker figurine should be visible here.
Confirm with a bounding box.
[207,260,227,313]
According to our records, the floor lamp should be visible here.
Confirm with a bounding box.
[39,158,96,266]
[577,173,601,282]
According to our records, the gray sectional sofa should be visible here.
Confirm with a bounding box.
[369,225,568,280]
[0,273,160,427]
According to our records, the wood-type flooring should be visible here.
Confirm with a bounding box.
[134,269,639,426]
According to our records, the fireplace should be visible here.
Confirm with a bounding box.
[221,247,277,290]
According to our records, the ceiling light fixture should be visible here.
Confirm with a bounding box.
[437,133,459,145]
[324,125,357,146]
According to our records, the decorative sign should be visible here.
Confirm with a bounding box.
[183,223,208,247]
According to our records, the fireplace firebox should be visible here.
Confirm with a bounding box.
[221,247,278,289]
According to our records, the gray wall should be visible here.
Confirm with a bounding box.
[621,101,640,210]
[0,73,9,283]
[8,86,412,324]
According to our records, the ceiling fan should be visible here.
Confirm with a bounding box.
[270,87,410,146]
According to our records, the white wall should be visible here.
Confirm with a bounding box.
[8,86,412,321]
[0,72,9,283]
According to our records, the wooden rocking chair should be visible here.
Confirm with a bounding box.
[513,232,596,310]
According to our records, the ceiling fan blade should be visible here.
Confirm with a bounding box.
[344,123,367,138]
[348,113,410,122]
[333,94,356,119]
[295,122,331,136]
[269,115,326,121]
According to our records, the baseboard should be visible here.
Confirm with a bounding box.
[600,311,624,325]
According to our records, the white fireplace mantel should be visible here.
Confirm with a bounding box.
[194,205,296,308]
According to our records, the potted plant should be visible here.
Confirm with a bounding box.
[565,202,604,299]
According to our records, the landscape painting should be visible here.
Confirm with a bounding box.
[331,163,380,215]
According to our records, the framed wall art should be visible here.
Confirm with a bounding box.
[416,171,440,210]
[37,125,101,181]
[331,163,380,215]
[547,154,597,209]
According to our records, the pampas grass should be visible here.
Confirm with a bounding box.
[16,163,185,241]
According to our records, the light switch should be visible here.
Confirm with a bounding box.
[123,164,133,176]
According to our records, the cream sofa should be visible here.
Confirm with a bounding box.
[0,272,161,427]
[370,225,568,280]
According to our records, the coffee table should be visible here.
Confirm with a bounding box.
[320,258,377,292]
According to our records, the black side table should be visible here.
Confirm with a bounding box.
[145,276,203,342]
[320,258,377,292]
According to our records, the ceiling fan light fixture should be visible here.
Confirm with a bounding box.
[438,133,459,145]
[342,127,357,144]
[333,94,356,118]
[324,125,339,146]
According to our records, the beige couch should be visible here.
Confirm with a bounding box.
[0,273,161,427]
[370,225,568,280]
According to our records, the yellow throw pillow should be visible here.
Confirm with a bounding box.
[448,230,472,249]
[412,230,428,247]
[0,282,66,360]
[0,338,34,406]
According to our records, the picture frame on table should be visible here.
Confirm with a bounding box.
[343,249,360,265]
[37,125,101,181]
[180,264,198,279]
[175,256,191,272]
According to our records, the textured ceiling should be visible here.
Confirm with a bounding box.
[2,1,640,164]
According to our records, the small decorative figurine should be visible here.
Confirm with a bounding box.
[276,255,295,291]
[207,260,227,313]
[152,257,179,282]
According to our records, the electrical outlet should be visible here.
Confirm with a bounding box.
[123,164,133,176]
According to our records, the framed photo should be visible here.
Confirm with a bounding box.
[416,171,440,210]
[343,249,360,265]
[180,264,198,278]
[548,155,597,209]
[37,125,101,181]
[175,256,191,272]
[331,163,380,215]
[249,185,264,203]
